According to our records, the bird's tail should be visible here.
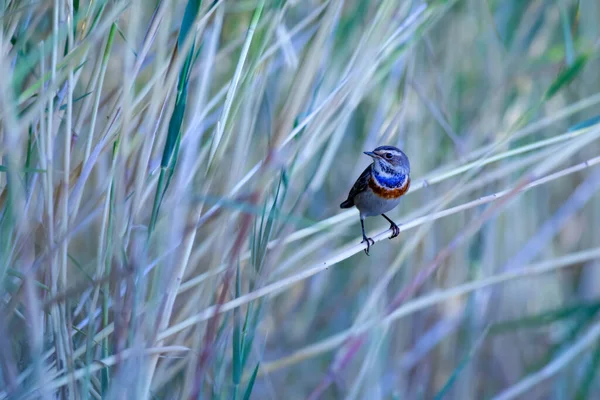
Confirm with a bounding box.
[340,198,353,208]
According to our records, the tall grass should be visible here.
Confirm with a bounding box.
[1,0,600,399]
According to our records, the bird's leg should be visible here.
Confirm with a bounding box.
[381,213,400,239]
[360,218,374,255]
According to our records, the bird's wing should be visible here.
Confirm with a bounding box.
[340,165,372,208]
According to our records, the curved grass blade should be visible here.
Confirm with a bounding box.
[233,263,242,389]
[559,2,575,65]
[208,0,265,166]
[241,301,262,371]
[544,54,588,101]
[433,326,489,400]
[148,0,201,237]
[242,363,260,400]
[575,343,600,400]
[489,302,600,335]
[568,115,600,132]
[0,166,46,173]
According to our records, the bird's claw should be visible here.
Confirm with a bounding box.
[389,223,400,239]
[362,237,375,255]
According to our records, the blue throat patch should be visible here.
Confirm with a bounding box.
[373,170,406,188]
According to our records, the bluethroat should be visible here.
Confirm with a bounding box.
[340,145,411,255]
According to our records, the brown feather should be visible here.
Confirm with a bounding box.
[368,176,410,199]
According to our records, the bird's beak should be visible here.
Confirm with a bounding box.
[363,151,380,158]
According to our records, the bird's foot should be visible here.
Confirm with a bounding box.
[362,236,375,255]
[389,222,400,239]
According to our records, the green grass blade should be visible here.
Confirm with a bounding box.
[0,166,46,173]
[179,0,202,48]
[148,0,201,237]
[241,301,262,369]
[575,343,600,400]
[544,54,588,100]
[232,263,242,386]
[489,302,600,334]
[433,327,489,399]
[208,0,265,166]
[242,363,260,400]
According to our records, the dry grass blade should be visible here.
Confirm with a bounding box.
[160,154,600,339]
[256,246,600,378]
[3,0,600,399]
[491,320,600,400]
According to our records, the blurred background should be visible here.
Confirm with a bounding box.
[1,0,600,399]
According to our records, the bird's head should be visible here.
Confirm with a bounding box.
[364,145,410,174]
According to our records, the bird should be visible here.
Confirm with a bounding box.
[340,145,411,255]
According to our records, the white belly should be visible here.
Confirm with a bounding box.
[353,189,402,217]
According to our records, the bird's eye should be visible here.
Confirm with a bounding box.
[385,153,393,159]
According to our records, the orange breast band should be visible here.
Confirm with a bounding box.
[368,177,410,199]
